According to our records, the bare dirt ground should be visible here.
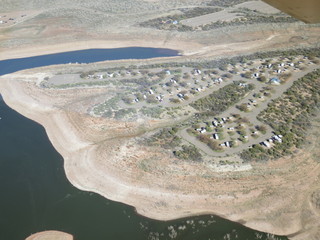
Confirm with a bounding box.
[25,231,73,240]
[1,1,320,239]
[0,10,41,28]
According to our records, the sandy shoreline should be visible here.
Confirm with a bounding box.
[25,231,73,240]
[0,39,195,61]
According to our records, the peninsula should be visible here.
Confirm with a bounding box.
[0,1,320,239]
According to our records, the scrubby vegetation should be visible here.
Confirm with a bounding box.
[191,81,254,116]
[114,108,137,120]
[140,1,296,32]
[139,7,222,31]
[145,127,181,149]
[241,69,320,161]
[197,134,223,151]
[173,144,203,162]
[139,106,165,118]
[200,15,296,31]
[311,190,320,210]
[44,80,111,89]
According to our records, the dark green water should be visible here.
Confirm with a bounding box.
[0,98,288,240]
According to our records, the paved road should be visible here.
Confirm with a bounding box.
[178,66,319,157]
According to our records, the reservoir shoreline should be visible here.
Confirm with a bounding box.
[1,46,318,240]
[0,47,295,238]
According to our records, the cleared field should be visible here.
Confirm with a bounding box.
[236,1,280,14]
[181,10,239,27]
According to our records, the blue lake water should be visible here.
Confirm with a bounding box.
[0,47,179,76]
[0,48,287,240]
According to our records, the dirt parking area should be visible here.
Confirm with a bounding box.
[0,10,41,28]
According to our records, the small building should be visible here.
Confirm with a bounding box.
[225,141,230,148]
[261,141,271,148]
[170,79,177,84]
[272,135,282,143]
[269,77,281,85]
[149,89,154,95]
[200,128,207,134]
[239,82,248,87]
[213,133,219,140]
[194,69,201,75]
[212,121,218,127]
